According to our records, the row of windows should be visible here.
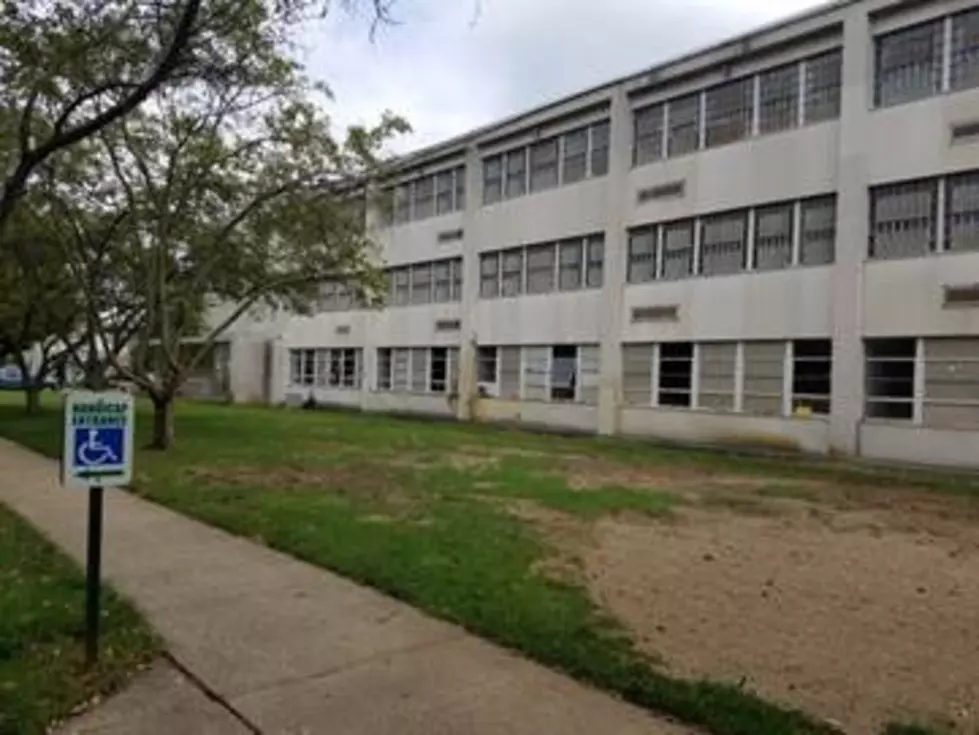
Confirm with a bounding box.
[870,170,979,259]
[866,337,979,428]
[317,282,361,313]
[628,195,836,283]
[387,257,464,307]
[475,344,600,404]
[623,340,831,416]
[387,165,466,225]
[376,347,460,394]
[875,8,979,108]
[479,234,605,299]
[634,50,842,165]
[289,348,363,389]
[482,120,610,206]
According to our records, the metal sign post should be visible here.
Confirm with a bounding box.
[62,391,135,667]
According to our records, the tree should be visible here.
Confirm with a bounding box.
[39,2,407,449]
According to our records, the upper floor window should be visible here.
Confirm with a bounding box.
[590,121,610,176]
[480,233,604,299]
[387,257,463,307]
[700,210,748,275]
[387,165,465,225]
[483,157,503,205]
[667,93,700,157]
[705,77,753,148]
[530,139,559,193]
[505,149,527,199]
[759,64,799,134]
[952,8,979,91]
[663,220,696,281]
[875,19,944,107]
[562,128,589,184]
[804,50,842,123]
[869,179,938,259]
[634,104,665,165]
[800,195,837,266]
[753,203,794,271]
[945,171,979,252]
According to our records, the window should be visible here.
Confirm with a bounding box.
[301,349,316,386]
[450,258,463,301]
[394,184,411,223]
[634,104,664,165]
[870,179,938,259]
[628,227,657,283]
[952,8,979,92]
[483,155,503,205]
[562,128,588,184]
[526,243,556,294]
[430,348,448,393]
[804,50,842,123]
[413,176,435,220]
[623,344,653,406]
[945,172,979,252]
[455,166,467,211]
[478,346,498,385]
[410,348,428,392]
[392,348,410,391]
[377,348,392,390]
[668,93,700,157]
[705,78,753,148]
[754,203,794,271]
[318,282,338,312]
[480,253,500,298]
[505,149,527,198]
[578,346,600,405]
[875,19,944,107]
[923,338,979,428]
[700,210,748,276]
[743,341,785,416]
[328,350,341,386]
[289,350,302,386]
[501,248,523,297]
[548,346,578,402]
[759,64,799,134]
[499,346,521,399]
[800,196,837,265]
[559,239,583,290]
[342,349,359,388]
[411,263,432,304]
[659,343,693,407]
[523,346,549,402]
[393,268,410,306]
[590,121,610,176]
[436,171,454,215]
[698,342,736,411]
[586,235,605,288]
[530,139,559,192]
[662,220,694,280]
[866,338,916,420]
[792,340,831,415]
[433,261,452,303]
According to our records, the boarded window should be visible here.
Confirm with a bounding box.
[759,64,799,134]
[628,227,657,283]
[659,342,693,407]
[875,19,944,107]
[505,149,527,198]
[865,338,916,420]
[480,253,500,298]
[754,203,794,271]
[559,239,583,290]
[805,50,842,123]
[870,179,938,259]
[698,342,736,411]
[705,78,753,148]
[634,104,664,165]
[923,337,979,428]
[562,127,589,184]
[523,346,549,402]
[700,210,748,276]
[946,172,979,252]
[501,248,524,297]
[668,93,700,156]
[662,220,694,280]
[530,138,559,192]
[526,243,556,294]
[623,344,653,406]
[743,341,785,416]
[800,196,837,265]
[792,340,832,415]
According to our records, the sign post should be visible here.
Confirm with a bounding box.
[62,391,135,667]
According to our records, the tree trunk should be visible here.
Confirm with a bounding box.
[24,385,41,415]
[150,396,175,450]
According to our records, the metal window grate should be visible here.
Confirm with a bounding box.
[945,171,979,252]
[951,8,979,92]
[667,93,700,157]
[662,220,694,280]
[870,179,938,259]
[800,196,837,265]
[561,127,588,184]
[759,64,799,134]
[804,50,842,123]
[482,156,503,205]
[874,19,944,107]
[505,149,527,198]
[705,78,753,148]
[700,210,748,276]
[586,235,605,288]
[633,104,664,165]
[753,203,794,271]
[628,227,657,284]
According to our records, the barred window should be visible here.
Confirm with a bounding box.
[413,176,435,220]
[562,128,588,184]
[705,78,753,148]
[530,138,559,193]
[634,104,664,165]
[759,64,799,134]
[628,227,657,283]
[483,155,503,205]
[698,342,736,411]
[590,121,610,177]
[559,239,583,290]
[946,171,979,252]
[433,260,452,303]
[450,258,463,301]
[526,243,556,294]
[394,184,411,223]
[455,166,466,211]
[622,344,653,406]
[586,235,604,288]
[668,93,700,157]
[870,179,938,259]
[411,263,432,304]
[952,8,979,92]
[754,203,794,271]
[804,50,842,123]
[875,19,944,107]
[501,248,524,297]
[743,341,785,416]
[505,149,527,198]
[480,252,500,298]
[377,348,392,390]
[393,268,410,306]
[923,337,979,428]
[662,220,694,280]
[436,170,454,215]
[793,340,832,416]
[659,342,693,407]
[700,210,748,276]
[800,196,837,265]
[865,338,915,420]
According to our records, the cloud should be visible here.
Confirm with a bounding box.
[298,0,826,151]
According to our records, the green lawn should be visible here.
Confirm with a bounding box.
[0,394,976,735]
[0,502,158,735]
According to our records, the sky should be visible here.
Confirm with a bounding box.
[297,0,827,153]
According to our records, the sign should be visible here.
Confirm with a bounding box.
[62,391,135,489]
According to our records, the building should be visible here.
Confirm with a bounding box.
[259,0,979,468]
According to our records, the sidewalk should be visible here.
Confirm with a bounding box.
[0,439,689,735]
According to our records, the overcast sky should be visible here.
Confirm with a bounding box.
[298,0,826,152]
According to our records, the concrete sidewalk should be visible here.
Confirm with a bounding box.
[0,439,689,735]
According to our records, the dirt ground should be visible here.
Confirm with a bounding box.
[525,467,979,734]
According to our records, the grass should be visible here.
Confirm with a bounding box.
[0,394,975,735]
[0,503,159,735]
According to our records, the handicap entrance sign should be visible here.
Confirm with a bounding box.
[62,391,135,489]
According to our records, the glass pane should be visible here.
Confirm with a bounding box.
[668,93,700,156]
[705,77,753,148]
[875,19,944,107]
[759,64,799,134]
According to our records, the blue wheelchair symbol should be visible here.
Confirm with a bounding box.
[74,428,124,468]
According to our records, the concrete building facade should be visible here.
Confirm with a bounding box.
[255,0,979,468]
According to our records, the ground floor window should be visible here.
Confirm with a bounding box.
[658,342,693,407]
[793,340,832,415]
[376,346,460,395]
[865,338,915,420]
[289,348,361,389]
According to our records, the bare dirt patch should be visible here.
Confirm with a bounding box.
[584,505,979,733]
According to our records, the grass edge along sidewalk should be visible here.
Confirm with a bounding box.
[0,502,159,735]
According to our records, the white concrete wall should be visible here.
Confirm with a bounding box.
[474,399,600,434]
[860,423,979,469]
